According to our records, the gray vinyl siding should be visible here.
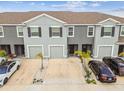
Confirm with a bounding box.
[23,15,67,58]
[68,25,94,51]
[93,20,120,58]
[0,26,24,54]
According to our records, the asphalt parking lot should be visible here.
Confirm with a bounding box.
[1,57,124,91]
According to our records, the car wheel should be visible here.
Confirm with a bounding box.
[17,65,20,70]
[3,78,8,85]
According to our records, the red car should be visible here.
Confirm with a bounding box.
[88,60,116,83]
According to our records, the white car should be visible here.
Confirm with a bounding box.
[0,60,20,86]
[0,57,6,64]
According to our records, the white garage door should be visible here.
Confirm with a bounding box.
[50,46,64,58]
[28,46,43,58]
[98,46,112,59]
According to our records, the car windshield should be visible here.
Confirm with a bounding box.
[100,66,113,75]
[115,58,124,67]
[0,66,7,74]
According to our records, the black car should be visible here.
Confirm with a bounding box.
[103,57,124,76]
[88,60,116,83]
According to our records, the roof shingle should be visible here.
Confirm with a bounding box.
[0,11,124,24]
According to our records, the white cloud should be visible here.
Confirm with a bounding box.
[90,1,102,7]
[51,1,87,11]
[14,1,24,4]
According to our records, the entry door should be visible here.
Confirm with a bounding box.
[118,45,124,55]
[14,45,25,56]
[0,45,11,54]
[82,44,92,53]
[68,44,78,56]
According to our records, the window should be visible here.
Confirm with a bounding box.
[120,26,124,36]
[28,27,41,37]
[49,27,62,37]
[104,27,112,36]
[101,26,115,37]
[87,26,94,37]
[17,27,23,37]
[68,26,74,37]
[0,26,4,37]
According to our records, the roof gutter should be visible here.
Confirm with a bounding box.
[0,24,25,26]
[64,24,101,26]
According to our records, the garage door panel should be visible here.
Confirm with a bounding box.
[98,46,112,59]
[50,46,63,58]
[29,46,43,58]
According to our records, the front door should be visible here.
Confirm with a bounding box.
[14,45,25,57]
[0,45,11,54]
[82,44,92,53]
[118,45,124,55]
[68,44,78,56]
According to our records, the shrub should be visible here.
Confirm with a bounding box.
[0,50,7,57]
[119,52,124,57]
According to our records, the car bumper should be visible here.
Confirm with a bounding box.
[0,80,4,86]
[100,78,116,83]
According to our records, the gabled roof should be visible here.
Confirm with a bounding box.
[0,11,124,24]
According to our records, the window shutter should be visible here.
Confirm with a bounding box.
[49,27,52,37]
[27,27,31,37]
[60,27,62,37]
[112,27,115,37]
[39,27,41,37]
[101,27,104,37]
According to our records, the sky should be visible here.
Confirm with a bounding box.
[1,1,124,17]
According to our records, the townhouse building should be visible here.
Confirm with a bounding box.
[0,11,124,59]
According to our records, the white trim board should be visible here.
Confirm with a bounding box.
[0,26,4,38]
[96,45,114,57]
[16,26,24,38]
[98,18,120,24]
[27,45,44,58]
[87,26,94,37]
[68,26,75,37]
[48,45,65,58]
[120,26,124,36]
[23,13,66,24]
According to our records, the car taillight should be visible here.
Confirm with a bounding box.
[113,77,116,80]
[100,76,107,80]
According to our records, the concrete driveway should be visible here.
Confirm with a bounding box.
[0,59,41,90]
[42,58,85,84]
[1,58,124,91]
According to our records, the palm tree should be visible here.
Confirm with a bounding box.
[35,53,43,71]
[74,50,96,84]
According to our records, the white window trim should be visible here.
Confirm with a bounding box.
[68,26,74,37]
[101,25,114,38]
[16,26,23,38]
[29,26,40,38]
[87,26,94,37]
[96,45,114,57]
[27,45,44,58]
[48,45,66,58]
[50,26,62,38]
[120,26,124,36]
[0,26,4,38]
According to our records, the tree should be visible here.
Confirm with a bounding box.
[0,50,7,57]
[119,52,124,57]
[35,53,43,71]
[74,50,96,84]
